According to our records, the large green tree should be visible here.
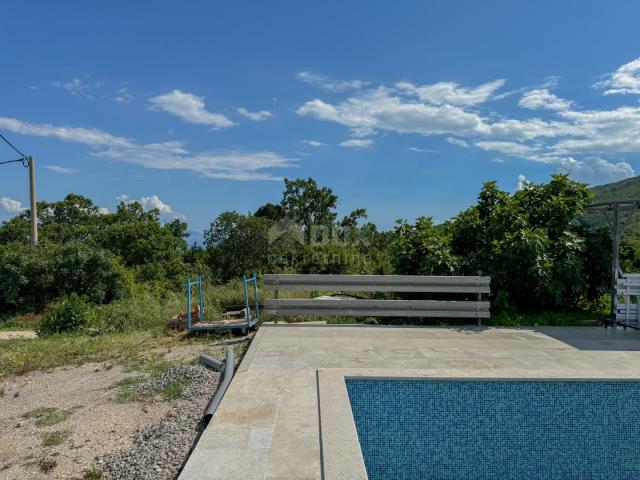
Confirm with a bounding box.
[281,178,338,243]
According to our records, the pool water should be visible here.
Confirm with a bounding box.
[346,378,640,480]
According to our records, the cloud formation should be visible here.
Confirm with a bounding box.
[296,71,366,92]
[595,58,640,95]
[518,89,572,111]
[296,59,640,184]
[43,165,78,174]
[0,117,294,181]
[339,138,374,148]
[0,197,25,214]
[236,107,273,121]
[148,90,234,128]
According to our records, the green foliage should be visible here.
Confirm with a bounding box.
[254,202,285,221]
[391,217,458,276]
[281,177,338,243]
[37,295,94,336]
[22,406,81,427]
[447,174,606,312]
[205,211,273,281]
[96,202,188,282]
[0,243,125,317]
[83,467,103,479]
[42,430,71,447]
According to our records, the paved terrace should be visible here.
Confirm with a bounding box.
[179,325,640,480]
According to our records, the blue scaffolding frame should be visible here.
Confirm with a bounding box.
[186,273,259,333]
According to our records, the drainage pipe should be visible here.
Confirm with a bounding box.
[203,348,234,423]
[198,354,225,372]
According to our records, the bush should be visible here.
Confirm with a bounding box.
[37,295,93,336]
[0,242,126,317]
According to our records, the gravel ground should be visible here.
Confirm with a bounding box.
[0,354,223,480]
[97,364,220,480]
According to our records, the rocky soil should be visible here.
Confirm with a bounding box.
[97,365,220,480]
[0,355,222,480]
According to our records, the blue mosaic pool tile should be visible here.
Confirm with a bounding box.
[346,378,640,480]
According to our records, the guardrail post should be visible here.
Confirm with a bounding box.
[477,270,482,327]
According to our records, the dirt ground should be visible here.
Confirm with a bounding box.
[0,362,170,479]
[0,336,236,480]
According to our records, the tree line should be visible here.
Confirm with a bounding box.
[0,174,618,321]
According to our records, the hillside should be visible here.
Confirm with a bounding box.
[581,176,640,238]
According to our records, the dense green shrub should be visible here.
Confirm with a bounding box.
[391,217,458,276]
[37,294,93,336]
[0,242,125,316]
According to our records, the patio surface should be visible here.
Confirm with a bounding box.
[179,324,640,480]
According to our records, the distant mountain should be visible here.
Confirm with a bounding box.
[581,176,640,238]
[186,230,205,246]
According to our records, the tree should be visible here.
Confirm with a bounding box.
[254,203,285,221]
[448,175,604,311]
[204,212,273,281]
[281,178,338,243]
[391,217,458,276]
[96,201,188,282]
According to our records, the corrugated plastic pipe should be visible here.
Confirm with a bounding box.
[202,348,234,423]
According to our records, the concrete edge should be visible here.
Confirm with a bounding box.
[237,326,266,373]
[317,369,368,480]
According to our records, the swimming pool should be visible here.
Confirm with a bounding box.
[346,378,640,480]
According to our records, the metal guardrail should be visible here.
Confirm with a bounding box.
[263,274,490,293]
[263,274,491,324]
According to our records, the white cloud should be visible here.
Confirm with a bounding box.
[115,87,134,104]
[0,117,294,181]
[139,195,174,214]
[296,71,366,92]
[596,58,640,95]
[0,197,25,214]
[0,116,134,148]
[516,174,527,191]
[297,89,485,137]
[408,147,438,154]
[339,138,374,148]
[475,141,539,157]
[98,207,109,215]
[518,89,572,111]
[43,165,78,174]
[148,90,234,128]
[557,157,635,185]
[395,79,506,106]
[302,140,326,147]
[50,78,96,99]
[446,137,469,148]
[236,107,273,121]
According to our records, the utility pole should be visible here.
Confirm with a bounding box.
[28,156,38,245]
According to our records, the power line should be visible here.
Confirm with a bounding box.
[0,157,29,167]
[0,132,27,159]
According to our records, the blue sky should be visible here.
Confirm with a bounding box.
[2,1,640,232]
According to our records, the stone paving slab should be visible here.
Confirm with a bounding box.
[179,325,640,480]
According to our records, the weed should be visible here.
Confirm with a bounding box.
[22,406,81,427]
[42,430,71,447]
[159,379,191,401]
[83,467,103,479]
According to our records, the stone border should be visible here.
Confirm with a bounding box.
[317,367,640,480]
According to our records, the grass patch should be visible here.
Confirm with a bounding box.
[22,406,81,427]
[83,467,103,479]
[159,379,191,401]
[42,430,71,447]
[0,330,217,380]
[487,309,608,327]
